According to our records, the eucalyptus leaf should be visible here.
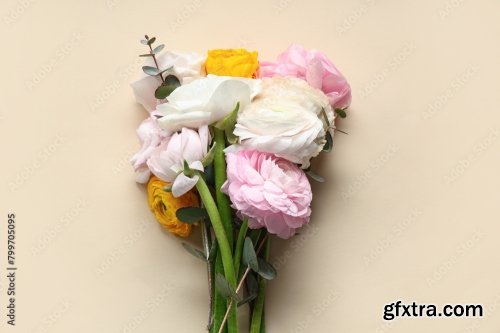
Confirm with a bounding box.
[334,108,347,118]
[139,53,153,57]
[155,84,176,99]
[323,131,333,152]
[243,237,259,272]
[215,273,240,302]
[147,37,156,45]
[142,66,160,76]
[140,39,148,45]
[256,258,277,280]
[176,207,209,224]
[181,242,207,261]
[306,170,325,183]
[153,44,165,54]
[164,74,181,86]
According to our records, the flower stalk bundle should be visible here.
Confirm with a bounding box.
[130,35,351,332]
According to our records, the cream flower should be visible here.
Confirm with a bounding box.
[156,74,261,132]
[234,77,334,168]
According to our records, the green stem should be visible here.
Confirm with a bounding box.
[233,218,249,275]
[195,172,238,333]
[250,237,270,333]
[210,252,227,333]
[195,173,236,286]
[213,128,234,246]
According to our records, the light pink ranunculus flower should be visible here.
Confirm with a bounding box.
[259,44,351,109]
[147,126,209,197]
[130,116,169,184]
[221,150,312,239]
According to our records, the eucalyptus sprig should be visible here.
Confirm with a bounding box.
[139,34,180,100]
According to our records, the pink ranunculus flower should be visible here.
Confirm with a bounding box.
[221,149,312,239]
[130,116,170,184]
[147,126,210,197]
[259,44,352,109]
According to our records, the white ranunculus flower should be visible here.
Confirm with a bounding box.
[233,77,335,168]
[131,51,205,112]
[156,75,261,132]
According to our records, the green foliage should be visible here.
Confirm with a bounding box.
[215,273,241,302]
[175,207,209,224]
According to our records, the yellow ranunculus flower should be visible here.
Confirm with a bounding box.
[147,176,199,238]
[205,49,259,78]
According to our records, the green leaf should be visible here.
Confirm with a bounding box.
[238,272,259,306]
[215,273,241,302]
[306,170,325,183]
[175,207,209,224]
[335,108,347,118]
[243,237,259,272]
[142,66,160,76]
[256,258,277,280]
[147,37,156,45]
[154,75,181,99]
[140,39,148,45]
[153,44,165,54]
[155,84,175,99]
[139,53,153,57]
[164,74,181,86]
[323,131,333,152]
[202,143,217,167]
[181,242,207,261]
[208,242,218,262]
[215,102,239,130]
[163,184,172,192]
[158,66,173,75]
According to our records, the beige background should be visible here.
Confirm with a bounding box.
[1,0,499,332]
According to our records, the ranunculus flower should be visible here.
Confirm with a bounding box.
[259,44,351,109]
[205,49,259,78]
[147,176,200,237]
[130,116,169,184]
[221,150,312,239]
[147,126,209,197]
[156,74,261,132]
[131,51,205,112]
[234,76,334,168]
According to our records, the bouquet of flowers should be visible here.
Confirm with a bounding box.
[130,35,351,333]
